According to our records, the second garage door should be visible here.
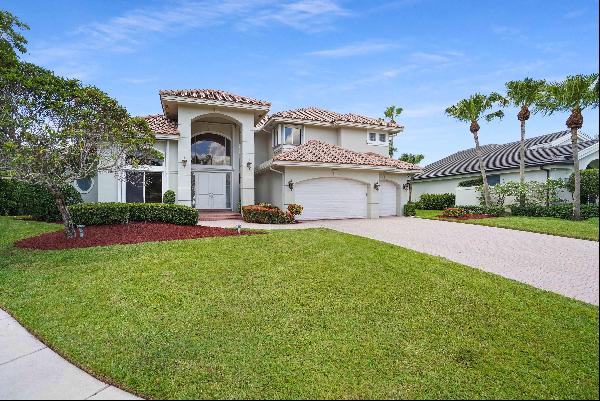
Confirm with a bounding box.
[295,178,367,220]
[379,181,397,216]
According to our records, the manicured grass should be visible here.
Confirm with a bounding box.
[0,217,598,399]
[416,209,599,241]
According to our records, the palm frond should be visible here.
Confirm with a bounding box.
[505,78,547,113]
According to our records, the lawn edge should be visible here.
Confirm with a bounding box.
[413,215,599,242]
[0,305,151,400]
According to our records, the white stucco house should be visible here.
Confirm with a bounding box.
[75,89,421,220]
[411,131,599,205]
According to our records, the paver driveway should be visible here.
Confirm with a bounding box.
[204,217,599,305]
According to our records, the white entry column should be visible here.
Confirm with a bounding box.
[240,124,255,206]
[177,109,192,206]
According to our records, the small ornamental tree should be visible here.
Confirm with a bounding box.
[0,61,159,237]
[399,153,425,165]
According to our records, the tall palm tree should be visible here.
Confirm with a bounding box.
[538,74,599,219]
[384,105,403,157]
[505,78,546,206]
[445,93,507,206]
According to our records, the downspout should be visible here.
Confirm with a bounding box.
[540,166,551,206]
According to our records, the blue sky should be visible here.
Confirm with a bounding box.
[4,0,599,164]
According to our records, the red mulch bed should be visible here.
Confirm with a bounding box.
[437,214,497,220]
[15,222,259,250]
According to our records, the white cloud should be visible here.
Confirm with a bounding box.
[308,42,400,57]
[247,0,350,32]
[410,50,463,64]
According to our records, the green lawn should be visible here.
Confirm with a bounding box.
[0,217,598,399]
[416,209,600,241]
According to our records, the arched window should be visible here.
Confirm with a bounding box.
[586,159,599,169]
[191,132,231,166]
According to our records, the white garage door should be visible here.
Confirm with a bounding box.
[379,181,397,216]
[295,178,367,220]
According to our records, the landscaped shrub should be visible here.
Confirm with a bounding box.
[458,177,483,187]
[457,205,506,217]
[480,179,567,207]
[403,202,417,216]
[418,193,455,210]
[128,203,199,225]
[509,203,599,220]
[566,168,599,203]
[0,178,82,220]
[69,202,199,226]
[242,204,295,224]
[287,203,303,216]
[441,207,466,218]
[163,190,176,204]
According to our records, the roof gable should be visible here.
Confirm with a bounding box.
[262,107,402,130]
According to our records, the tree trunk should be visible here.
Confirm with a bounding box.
[473,130,491,207]
[47,185,76,238]
[518,119,527,207]
[570,127,581,220]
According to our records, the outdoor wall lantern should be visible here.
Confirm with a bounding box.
[247,161,253,170]
[403,183,410,190]
[181,157,188,168]
[374,182,380,191]
[288,180,294,190]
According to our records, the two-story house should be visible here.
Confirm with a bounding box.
[76,89,421,220]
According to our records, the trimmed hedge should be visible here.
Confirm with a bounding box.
[509,203,599,220]
[441,207,466,218]
[457,205,506,217]
[417,193,455,210]
[566,168,599,203]
[0,178,82,221]
[242,204,295,224]
[403,202,417,216]
[69,202,199,226]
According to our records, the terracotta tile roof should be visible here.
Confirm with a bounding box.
[274,140,421,170]
[159,89,271,107]
[143,114,179,135]
[270,107,401,129]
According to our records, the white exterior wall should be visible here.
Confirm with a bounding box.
[337,127,389,156]
[305,125,338,144]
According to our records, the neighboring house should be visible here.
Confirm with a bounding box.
[411,131,599,205]
[75,89,421,220]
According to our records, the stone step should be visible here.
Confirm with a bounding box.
[198,212,242,221]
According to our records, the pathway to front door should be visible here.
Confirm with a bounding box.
[194,172,228,210]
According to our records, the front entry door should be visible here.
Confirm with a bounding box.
[195,172,227,209]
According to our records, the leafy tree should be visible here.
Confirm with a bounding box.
[566,168,599,204]
[0,61,158,237]
[445,93,507,206]
[384,105,403,157]
[398,153,425,165]
[0,10,28,66]
[538,74,599,219]
[505,78,546,206]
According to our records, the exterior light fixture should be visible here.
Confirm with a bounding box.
[403,183,410,190]
[374,182,380,191]
[181,157,188,168]
[247,161,253,170]
[76,225,85,238]
[288,180,294,190]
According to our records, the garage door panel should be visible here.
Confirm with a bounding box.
[295,178,367,220]
[380,181,397,217]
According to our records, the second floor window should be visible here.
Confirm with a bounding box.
[273,125,303,147]
[191,132,231,165]
[368,132,387,145]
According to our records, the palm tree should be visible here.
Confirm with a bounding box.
[505,78,546,206]
[445,93,507,206]
[384,106,403,157]
[538,74,599,219]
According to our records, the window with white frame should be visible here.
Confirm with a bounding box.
[74,177,94,194]
[273,124,303,147]
[368,132,387,145]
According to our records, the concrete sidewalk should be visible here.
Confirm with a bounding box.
[0,309,141,400]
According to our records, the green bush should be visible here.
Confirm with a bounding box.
[441,207,466,218]
[242,205,295,224]
[458,177,483,187]
[287,203,303,216]
[403,202,417,216]
[69,202,199,226]
[566,169,599,203]
[418,193,455,210]
[0,178,82,221]
[163,190,176,204]
[69,203,130,225]
[457,205,506,217]
[509,204,599,220]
